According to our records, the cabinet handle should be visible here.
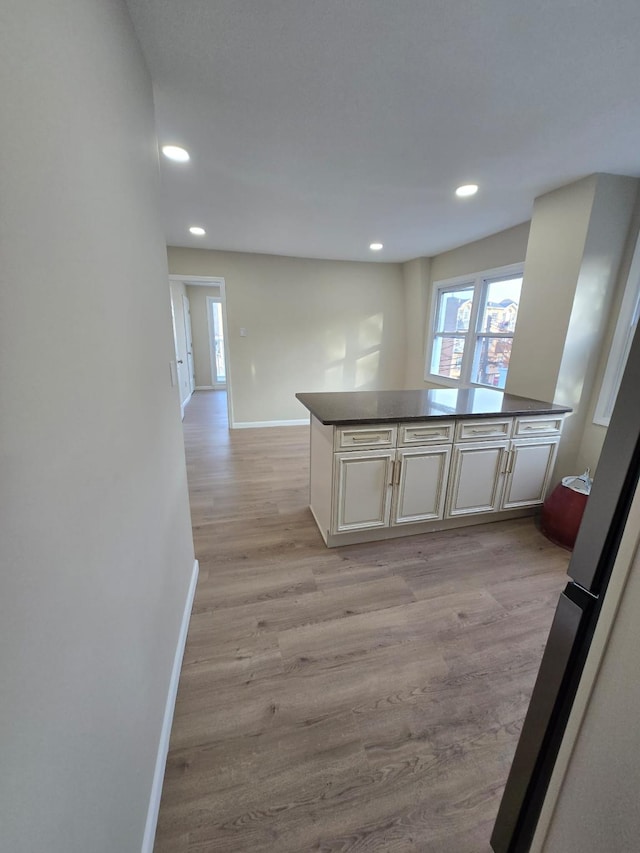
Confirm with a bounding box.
[389,459,396,486]
[411,431,445,439]
[507,448,515,474]
[523,424,548,431]
[394,458,402,485]
[470,427,501,435]
[351,434,382,442]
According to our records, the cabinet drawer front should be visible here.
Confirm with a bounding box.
[455,418,512,442]
[513,415,564,437]
[335,424,397,451]
[399,421,454,446]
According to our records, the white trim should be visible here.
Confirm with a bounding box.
[324,506,534,547]
[141,559,199,853]
[181,293,195,397]
[593,234,640,426]
[206,295,227,389]
[219,279,234,425]
[169,274,225,287]
[180,390,192,421]
[232,419,309,429]
[194,385,215,391]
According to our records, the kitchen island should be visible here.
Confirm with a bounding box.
[296,388,571,547]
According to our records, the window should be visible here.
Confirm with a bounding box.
[593,233,640,426]
[425,264,523,389]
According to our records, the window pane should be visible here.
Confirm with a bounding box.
[479,277,522,333]
[431,335,466,380]
[436,287,474,333]
[472,336,513,388]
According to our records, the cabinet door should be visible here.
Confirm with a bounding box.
[392,445,452,525]
[446,441,509,517]
[502,437,559,509]
[333,450,394,533]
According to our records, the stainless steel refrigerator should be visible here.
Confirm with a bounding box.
[490,325,640,852]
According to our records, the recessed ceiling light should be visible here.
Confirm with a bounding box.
[162,145,190,162]
[455,184,478,198]
[369,242,383,251]
[189,226,206,236]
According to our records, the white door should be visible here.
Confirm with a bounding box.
[392,445,452,524]
[182,294,195,396]
[169,286,191,414]
[333,450,394,533]
[446,440,509,517]
[502,437,560,509]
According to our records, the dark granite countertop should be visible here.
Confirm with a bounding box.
[296,388,571,426]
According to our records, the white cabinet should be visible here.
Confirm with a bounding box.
[447,440,509,516]
[334,449,394,532]
[502,437,559,509]
[399,422,455,446]
[335,424,397,451]
[392,445,452,525]
[333,443,452,532]
[446,420,561,519]
[307,412,564,546]
[455,417,512,443]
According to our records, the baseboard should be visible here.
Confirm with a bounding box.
[180,391,193,420]
[194,385,214,390]
[231,418,309,429]
[322,507,535,547]
[141,559,199,853]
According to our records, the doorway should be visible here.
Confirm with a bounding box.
[168,275,233,427]
[207,296,227,388]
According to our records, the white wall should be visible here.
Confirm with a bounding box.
[429,221,531,284]
[0,2,195,851]
[575,193,640,474]
[507,175,638,478]
[402,222,531,389]
[402,256,432,387]
[167,248,406,424]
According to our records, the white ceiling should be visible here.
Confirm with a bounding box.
[126,0,640,263]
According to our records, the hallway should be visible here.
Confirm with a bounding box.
[154,390,569,852]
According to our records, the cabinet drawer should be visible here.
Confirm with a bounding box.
[399,421,454,446]
[455,418,512,442]
[334,424,397,451]
[513,415,564,437]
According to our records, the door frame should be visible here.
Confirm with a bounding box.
[168,275,234,427]
[169,284,192,419]
[181,293,195,397]
[206,295,227,390]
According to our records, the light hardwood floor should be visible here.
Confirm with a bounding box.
[154,390,569,853]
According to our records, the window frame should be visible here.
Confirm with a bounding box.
[424,263,524,389]
[593,233,640,427]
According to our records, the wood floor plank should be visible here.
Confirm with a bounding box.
[153,390,569,852]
